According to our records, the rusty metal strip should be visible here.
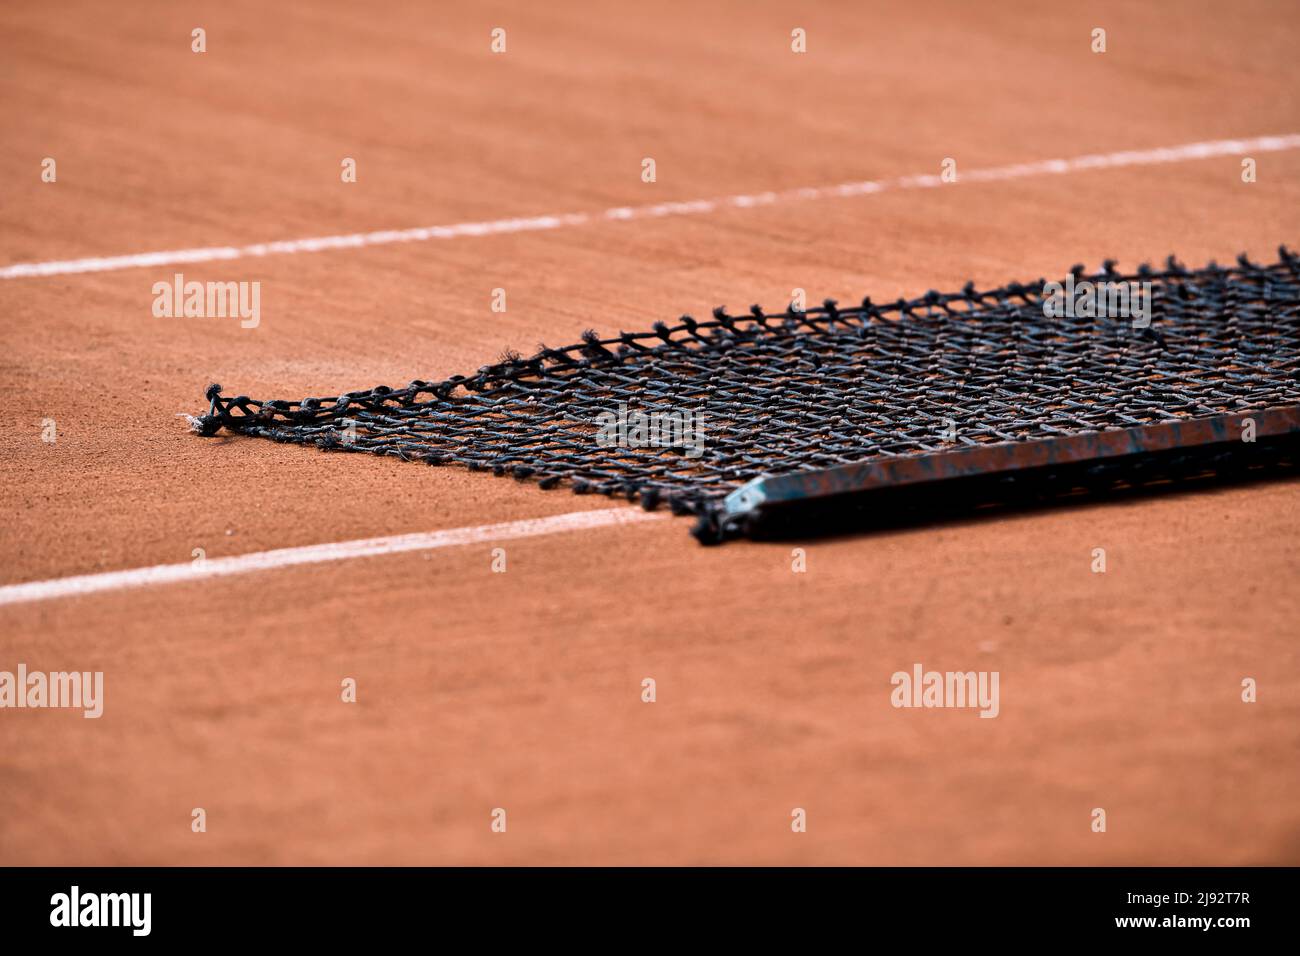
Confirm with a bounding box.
[719,406,1300,519]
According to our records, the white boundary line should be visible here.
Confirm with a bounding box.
[4,133,1297,280]
[0,508,666,607]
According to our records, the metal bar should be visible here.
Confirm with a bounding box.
[719,406,1300,519]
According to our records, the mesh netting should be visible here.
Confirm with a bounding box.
[195,249,1300,531]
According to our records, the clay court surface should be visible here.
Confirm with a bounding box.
[2,0,1298,865]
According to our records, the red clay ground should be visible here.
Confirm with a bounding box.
[1,0,1298,864]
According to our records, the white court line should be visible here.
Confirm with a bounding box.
[0,508,666,607]
[4,133,1297,280]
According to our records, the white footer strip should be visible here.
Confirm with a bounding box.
[0,508,666,607]
[3,133,1296,279]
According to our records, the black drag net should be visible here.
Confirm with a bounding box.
[194,250,1300,538]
